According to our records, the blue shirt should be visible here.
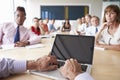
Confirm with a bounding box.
[49,24,56,32]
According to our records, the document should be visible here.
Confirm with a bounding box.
[1,44,15,50]
[94,47,105,51]
[25,44,45,49]
[39,35,50,38]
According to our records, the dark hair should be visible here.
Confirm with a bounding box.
[85,14,92,19]
[32,17,40,32]
[103,5,120,23]
[33,17,38,19]
[32,17,39,21]
[92,16,100,25]
[15,6,26,16]
[38,18,42,20]
[92,16,100,21]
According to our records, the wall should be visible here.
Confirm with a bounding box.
[25,0,102,28]
[0,0,14,24]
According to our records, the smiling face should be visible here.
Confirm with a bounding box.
[91,16,99,27]
[14,7,26,26]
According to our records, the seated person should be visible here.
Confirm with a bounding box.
[61,19,71,32]
[85,14,92,27]
[43,18,49,34]
[77,17,89,35]
[38,18,45,35]
[76,18,82,30]
[95,5,120,51]
[31,17,41,35]
[0,6,41,47]
[48,19,57,32]
[86,16,100,36]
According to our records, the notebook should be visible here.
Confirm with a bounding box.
[30,34,95,80]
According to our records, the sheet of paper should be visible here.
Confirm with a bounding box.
[1,44,15,50]
[25,44,45,49]
[94,47,105,51]
[39,35,50,38]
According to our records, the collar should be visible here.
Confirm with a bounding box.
[14,23,23,28]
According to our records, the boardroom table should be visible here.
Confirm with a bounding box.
[0,36,120,80]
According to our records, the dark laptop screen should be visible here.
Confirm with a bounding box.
[51,34,95,64]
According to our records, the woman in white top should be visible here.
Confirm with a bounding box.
[95,4,120,51]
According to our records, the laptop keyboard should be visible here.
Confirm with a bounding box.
[58,60,65,68]
[57,60,88,72]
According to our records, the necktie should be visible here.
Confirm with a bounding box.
[95,27,98,33]
[14,26,20,43]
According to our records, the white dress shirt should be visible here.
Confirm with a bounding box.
[86,26,101,36]
[75,72,94,80]
[98,24,120,45]
[77,23,89,34]
[0,58,26,78]
[0,22,41,45]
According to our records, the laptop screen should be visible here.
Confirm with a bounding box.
[51,34,95,64]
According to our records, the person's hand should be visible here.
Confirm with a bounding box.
[14,41,30,47]
[27,55,58,71]
[60,59,82,80]
[76,30,81,35]
[35,55,58,71]
[100,22,112,31]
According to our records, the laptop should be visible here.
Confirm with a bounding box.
[30,34,95,80]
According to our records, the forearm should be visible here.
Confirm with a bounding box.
[14,41,30,47]
[0,58,26,78]
[96,44,120,51]
[95,29,103,44]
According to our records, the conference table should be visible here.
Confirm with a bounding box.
[0,35,120,80]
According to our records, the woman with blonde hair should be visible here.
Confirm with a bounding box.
[95,5,120,51]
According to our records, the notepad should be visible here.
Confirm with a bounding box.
[39,35,50,38]
[25,44,45,49]
[94,47,105,51]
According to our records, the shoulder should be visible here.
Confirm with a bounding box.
[0,22,15,30]
[115,24,120,35]
[3,22,14,27]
